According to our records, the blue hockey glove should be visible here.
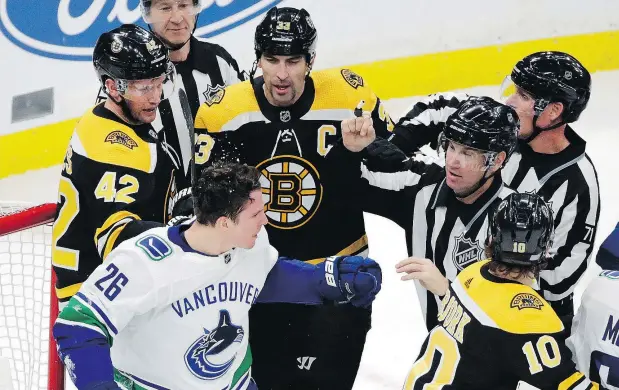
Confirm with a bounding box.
[315,256,382,308]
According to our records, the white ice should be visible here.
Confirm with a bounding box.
[0,70,617,390]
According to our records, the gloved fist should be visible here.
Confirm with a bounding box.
[365,138,412,172]
[169,187,194,218]
[315,256,382,308]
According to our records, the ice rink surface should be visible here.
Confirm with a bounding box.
[1,70,617,389]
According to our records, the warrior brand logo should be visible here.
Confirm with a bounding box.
[105,131,138,150]
[452,233,483,271]
[341,69,364,89]
[257,155,323,230]
[203,84,226,106]
[464,277,473,289]
[297,356,316,370]
[510,293,544,310]
[0,0,283,61]
[185,310,244,380]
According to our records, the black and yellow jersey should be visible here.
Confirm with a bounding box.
[52,104,178,301]
[404,260,598,390]
[194,68,394,262]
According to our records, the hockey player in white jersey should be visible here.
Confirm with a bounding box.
[567,224,619,389]
[52,162,382,390]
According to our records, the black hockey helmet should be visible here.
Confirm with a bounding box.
[254,7,317,63]
[511,51,591,123]
[442,96,519,166]
[93,24,175,98]
[488,193,554,266]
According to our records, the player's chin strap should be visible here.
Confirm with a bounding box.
[524,115,566,142]
[522,99,566,142]
[453,154,499,199]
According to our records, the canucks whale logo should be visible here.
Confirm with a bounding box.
[0,0,283,61]
[185,310,245,380]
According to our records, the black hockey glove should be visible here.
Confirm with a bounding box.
[167,187,194,226]
[315,256,382,308]
[364,138,412,172]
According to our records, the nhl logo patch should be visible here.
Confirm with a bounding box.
[341,69,364,89]
[203,84,226,107]
[452,233,483,271]
[105,131,138,150]
[280,110,291,122]
[510,293,544,310]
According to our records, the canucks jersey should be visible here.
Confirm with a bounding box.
[54,225,276,389]
[404,261,598,390]
[193,68,394,262]
[52,104,178,302]
[567,270,619,389]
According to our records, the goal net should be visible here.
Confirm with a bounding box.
[0,202,63,390]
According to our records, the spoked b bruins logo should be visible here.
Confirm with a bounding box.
[257,155,323,229]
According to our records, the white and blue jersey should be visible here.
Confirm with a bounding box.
[53,224,324,389]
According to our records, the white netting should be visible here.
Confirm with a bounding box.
[0,203,55,390]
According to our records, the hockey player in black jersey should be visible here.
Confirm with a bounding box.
[387,51,600,329]
[343,96,519,330]
[192,6,395,389]
[96,1,245,191]
[399,192,598,390]
[52,25,179,303]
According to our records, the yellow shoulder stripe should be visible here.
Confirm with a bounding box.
[56,282,82,300]
[195,81,259,133]
[456,261,564,334]
[310,68,379,112]
[74,109,153,173]
[95,210,141,260]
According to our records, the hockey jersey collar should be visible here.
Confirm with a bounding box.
[252,76,316,123]
[516,125,586,167]
[92,103,158,143]
[167,223,234,262]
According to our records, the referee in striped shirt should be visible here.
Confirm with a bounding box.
[388,51,600,329]
[343,96,519,330]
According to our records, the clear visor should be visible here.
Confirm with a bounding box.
[498,75,537,117]
[439,133,498,170]
[142,0,201,24]
[115,63,177,101]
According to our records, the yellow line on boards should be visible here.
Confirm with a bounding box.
[2,29,618,178]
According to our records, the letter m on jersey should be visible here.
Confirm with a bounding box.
[136,235,172,261]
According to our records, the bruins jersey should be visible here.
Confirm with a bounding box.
[52,104,178,302]
[404,261,598,390]
[194,68,394,262]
